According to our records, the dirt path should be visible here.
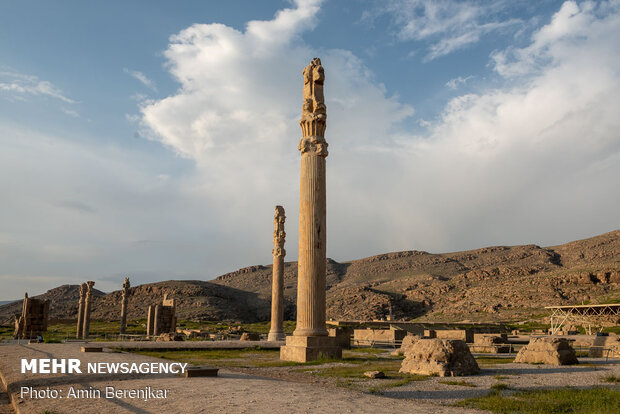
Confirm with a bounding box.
[0,343,477,414]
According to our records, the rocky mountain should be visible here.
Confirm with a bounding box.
[1,230,618,325]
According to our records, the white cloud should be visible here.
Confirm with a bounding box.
[370,0,522,60]
[124,68,157,91]
[0,120,237,297]
[3,0,617,300]
[0,71,76,103]
[140,0,620,262]
[138,0,416,259]
[445,75,474,89]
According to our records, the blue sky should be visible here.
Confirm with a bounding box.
[1,0,619,299]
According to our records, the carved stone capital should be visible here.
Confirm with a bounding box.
[300,58,327,141]
[272,247,286,257]
[85,281,95,299]
[273,205,286,258]
[298,136,328,157]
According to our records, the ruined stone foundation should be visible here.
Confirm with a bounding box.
[399,338,480,377]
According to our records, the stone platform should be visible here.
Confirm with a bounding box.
[280,335,341,362]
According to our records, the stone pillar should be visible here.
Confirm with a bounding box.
[281,58,341,362]
[268,206,286,341]
[119,277,130,334]
[82,281,95,339]
[146,305,155,337]
[153,305,161,336]
[76,283,86,339]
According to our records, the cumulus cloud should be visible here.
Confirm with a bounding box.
[391,0,620,248]
[1,0,618,301]
[368,0,522,60]
[140,0,620,263]
[0,71,76,103]
[139,0,414,259]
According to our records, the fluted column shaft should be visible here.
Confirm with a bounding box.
[76,284,86,339]
[294,151,327,337]
[269,206,286,341]
[269,254,285,337]
[120,277,130,334]
[82,281,94,338]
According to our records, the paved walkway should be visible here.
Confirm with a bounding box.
[0,343,477,414]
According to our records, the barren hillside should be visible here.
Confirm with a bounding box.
[1,230,618,324]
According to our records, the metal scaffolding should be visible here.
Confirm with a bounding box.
[545,303,620,335]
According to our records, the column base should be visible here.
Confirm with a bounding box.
[280,335,342,362]
[268,331,286,341]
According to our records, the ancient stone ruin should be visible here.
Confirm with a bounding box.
[354,328,407,345]
[240,332,260,341]
[119,277,130,334]
[514,337,578,365]
[470,334,510,354]
[75,281,95,339]
[392,334,420,356]
[81,281,95,339]
[147,294,177,337]
[75,283,86,339]
[13,293,49,340]
[424,329,474,343]
[399,338,480,377]
[156,332,183,342]
[268,205,286,341]
[280,58,341,362]
[590,335,620,358]
[328,327,352,349]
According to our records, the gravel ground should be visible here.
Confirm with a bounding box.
[2,342,618,413]
[0,343,478,414]
[381,358,620,403]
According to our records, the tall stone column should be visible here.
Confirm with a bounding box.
[119,277,130,334]
[76,283,86,339]
[82,281,95,339]
[281,58,341,362]
[268,206,286,341]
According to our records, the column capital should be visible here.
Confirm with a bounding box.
[273,205,286,258]
[85,281,95,298]
[298,136,328,157]
[299,58,328,157]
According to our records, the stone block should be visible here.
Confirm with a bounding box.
[328,327,351,349]
[156,332,184,342]
[590,336,620,357]
[435,329,474,343]
[424,329,437,338]
[470,334,510,353]
[280,335,342,362]
[514,337,578,365]
[399,339,479,377]
[240,332,261,341]
[353,328,406,344]
[268,332,286,341]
